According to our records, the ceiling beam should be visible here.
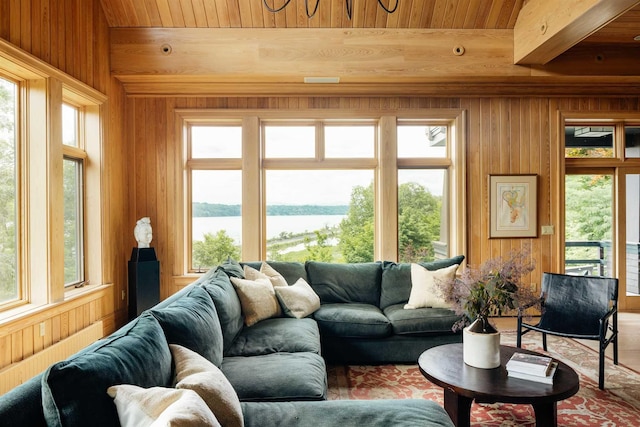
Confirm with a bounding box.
[513,0,640,65]
[110,28,525,82]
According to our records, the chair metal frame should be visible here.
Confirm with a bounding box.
[517,272,619,390]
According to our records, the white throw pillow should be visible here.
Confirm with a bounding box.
[107,384,220,427]
[404,263,459,309]
[274,278,321,319]
[230,276,282,326]
[260,262,289,287]
[171,344,244,427]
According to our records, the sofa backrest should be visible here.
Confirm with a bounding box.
[41,312,173,427]
[150,285,224,367]
[305,261,382,305]
[197,267,245,353]
[379,255,465,309]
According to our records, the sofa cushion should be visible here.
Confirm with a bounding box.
[171,344,244,427]
[42,313,173,427]
[199,267,245,352]
[240,399,455,427]
[380,255,465,309]
[305,261,382,305]
[225,317,321,357]
[275,278,321,319]
[384,303,461,335]
[221,352,327,402]
[313,303,392,338]
[230,276,282,326]
[404,263,459,309]
[220,257,245,278]
[107,384,220,427]
[151,286,224,367]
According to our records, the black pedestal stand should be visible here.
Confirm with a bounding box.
[128,247,160,320]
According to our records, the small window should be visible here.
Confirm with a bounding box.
[398,125,447,158]
[0,77,19,304]
[325,125,375,158]
[565,126,614,158]
[62,104,79,147]
[264,125,315,158]
[192,126,242,158]
[625,126,640,159]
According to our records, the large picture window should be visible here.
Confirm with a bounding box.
[180,111,465,271]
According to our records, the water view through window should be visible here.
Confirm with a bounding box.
[190,121,450,268]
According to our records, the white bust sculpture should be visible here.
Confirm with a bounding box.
[134,217,153,248]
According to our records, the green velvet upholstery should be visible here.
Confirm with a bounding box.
[225,317,321,357]
[199,267,245,352]
[313,303,392,338]
[41,313,173,427]
[379,255,465,309]
[305,261,382,305]
[219,257,245,278]
[151,286,224,367]
[383,303,461,335]
[241,399,455,427]
[221,352,327,402]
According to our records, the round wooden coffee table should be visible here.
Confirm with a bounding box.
[418,344,579,427]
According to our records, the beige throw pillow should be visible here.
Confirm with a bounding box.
[260,262,288,287]
[404,263,459,309]
[242,265,269,282]
[274,278,321,319]
[230,276,281,326]
[107,384,220,427]
[171,344,244,427]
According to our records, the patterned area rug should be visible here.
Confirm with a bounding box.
[327,332,640,426]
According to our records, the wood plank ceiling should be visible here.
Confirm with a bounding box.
[100,0,523,29]
[100,0,640,42]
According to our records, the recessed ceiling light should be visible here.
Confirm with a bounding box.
[634,35,640,41]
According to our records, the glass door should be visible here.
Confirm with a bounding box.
[621,170,640,309]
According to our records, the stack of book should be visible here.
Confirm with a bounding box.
[506,352,558,384]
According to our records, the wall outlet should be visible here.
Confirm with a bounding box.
[541,225,554,235]
[39,322,45,337]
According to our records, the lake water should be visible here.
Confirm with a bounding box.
[192,215,346,243]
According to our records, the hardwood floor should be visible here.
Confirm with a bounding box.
[493,311,640,372]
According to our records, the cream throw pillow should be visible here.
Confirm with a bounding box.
[107,384,220,427]
[404,263,459,309]
[230,276,282,326]
[171,344,244,427]
[274,278,320,319]
[260,262,288,287]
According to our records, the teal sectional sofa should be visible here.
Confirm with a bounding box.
[0,257,463,427]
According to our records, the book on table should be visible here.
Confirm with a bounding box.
[508,362,558,384]
[506,352,553,376]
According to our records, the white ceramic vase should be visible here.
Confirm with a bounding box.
[462,317,501,369]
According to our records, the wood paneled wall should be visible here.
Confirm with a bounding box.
[126,95,640,302]
[0,0,129,374]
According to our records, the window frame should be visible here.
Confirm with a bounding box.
[0,38,106,318]
[176,109,466,275]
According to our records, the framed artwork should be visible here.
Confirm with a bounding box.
[489,174,537,238]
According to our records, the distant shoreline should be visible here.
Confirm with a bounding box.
[193,202,349,217]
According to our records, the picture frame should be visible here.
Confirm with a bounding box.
[489,174,537,238]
